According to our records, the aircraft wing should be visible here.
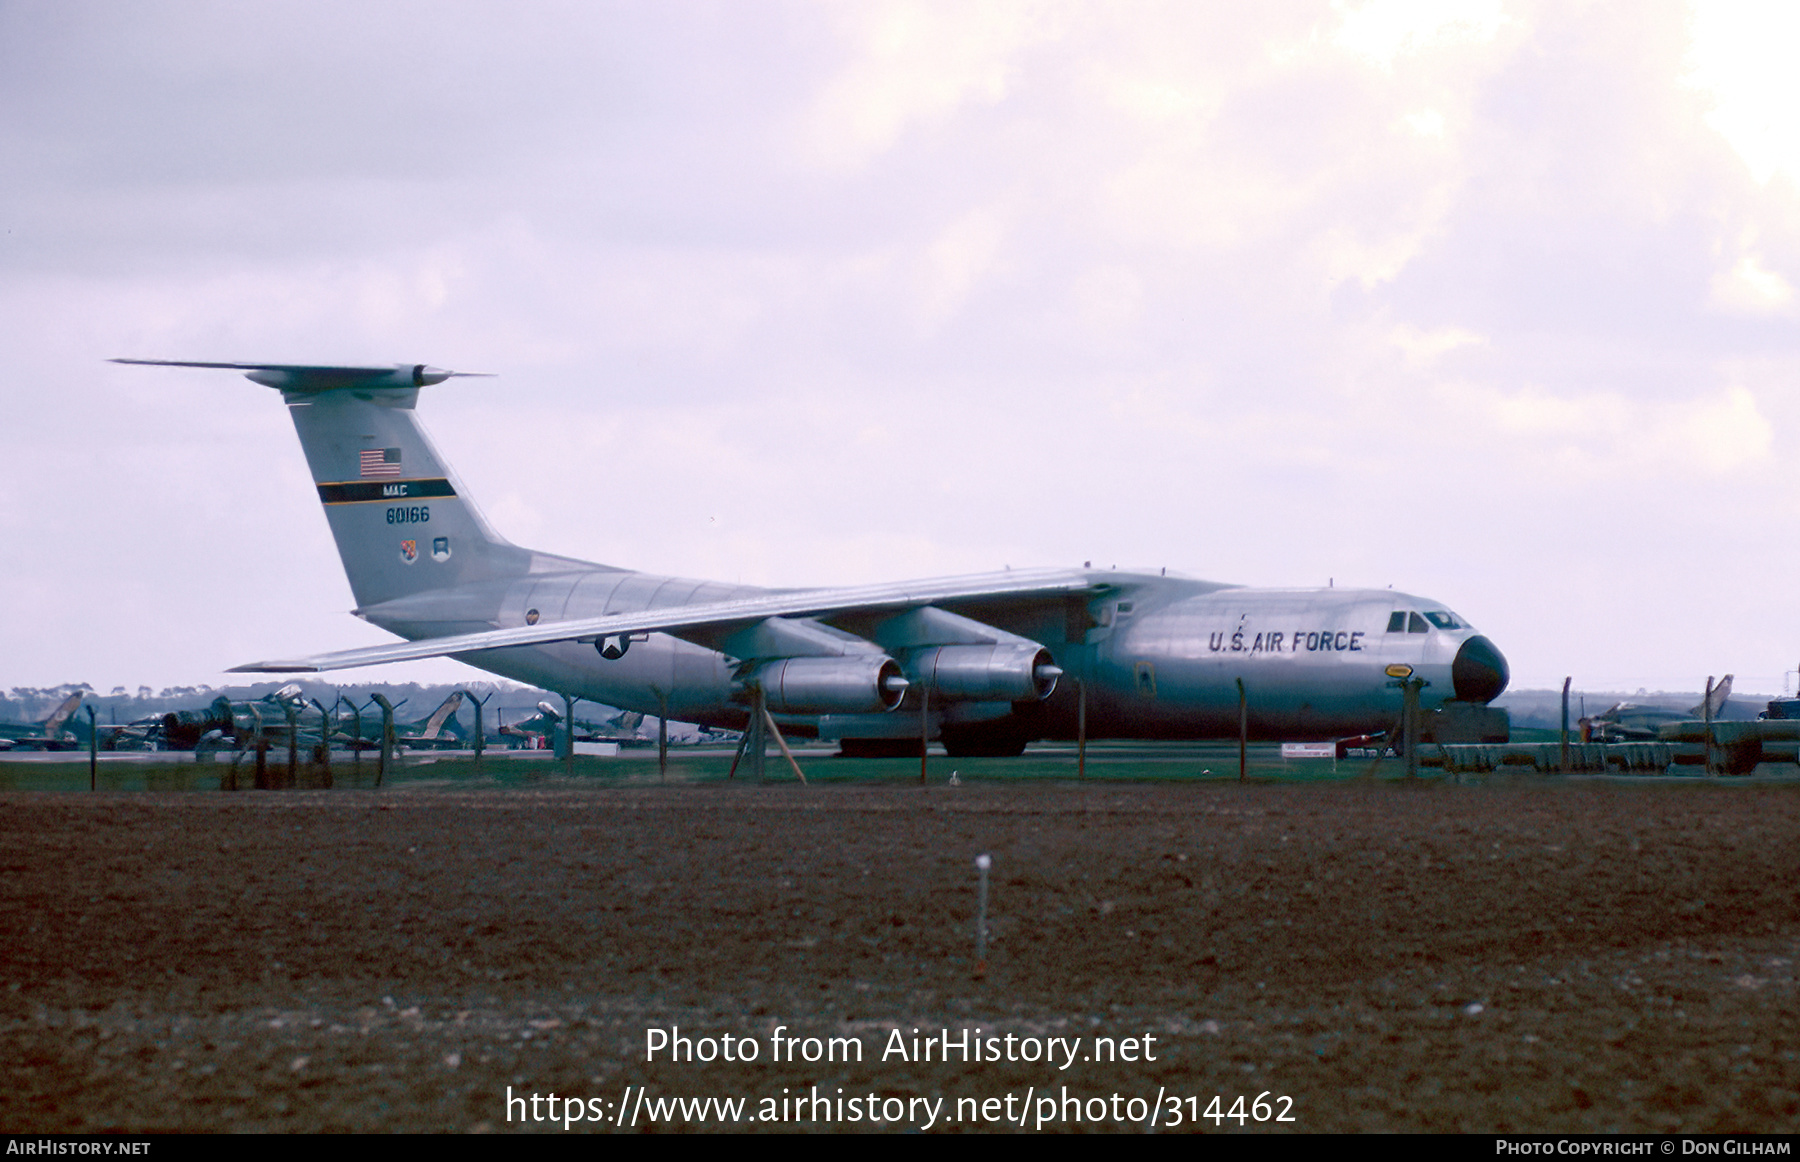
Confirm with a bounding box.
[230,567,1103,673]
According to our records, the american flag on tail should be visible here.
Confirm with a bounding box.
[360,448,402,478]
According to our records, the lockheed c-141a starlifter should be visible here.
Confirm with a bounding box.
[115,359,1511,759]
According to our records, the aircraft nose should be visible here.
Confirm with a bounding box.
[1452,635,1510,703]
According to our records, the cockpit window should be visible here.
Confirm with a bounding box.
[1386,611,1407,634]
[1408,612,1429,634]
[1423,611,1461,630]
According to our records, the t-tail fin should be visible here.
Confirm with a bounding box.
[286,378,539,607]
[113,361,553,609]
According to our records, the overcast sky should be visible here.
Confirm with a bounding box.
[4,0,1798,696]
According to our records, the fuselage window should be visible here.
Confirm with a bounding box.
[1386,611,1407,633]
[1424,611,1461,630]
[1408,612,1429,634]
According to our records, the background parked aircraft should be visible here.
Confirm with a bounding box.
[1580,675,1735,742]
[496,701,661,750]
[0,692,85,751]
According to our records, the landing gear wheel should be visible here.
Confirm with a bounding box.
[939,725,1030,758]
[837,738,925,759]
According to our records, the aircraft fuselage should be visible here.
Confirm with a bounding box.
[113,358,1510,753]
[358,566,1504,745]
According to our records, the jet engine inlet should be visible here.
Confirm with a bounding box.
[907,643,1061,702]
[751,656,909,714]
[1452,635,1510,703]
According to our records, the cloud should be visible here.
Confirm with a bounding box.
[3,1,1800,693]
[1433,380,1774,476]
[916,205,1012,328]
[1711,251,1796,314]
[1331,0,1511,69]
[1387,322,1488,366]
[1686,0,1800,187]
[800,1,1064,169]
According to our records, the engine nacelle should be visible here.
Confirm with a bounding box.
[750,656,909,714]
[908,643,1060,702]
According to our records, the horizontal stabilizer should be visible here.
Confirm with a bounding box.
[111,359,491,392]
[230,567,1100,672]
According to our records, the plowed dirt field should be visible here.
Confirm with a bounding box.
[2,775,1796,1133]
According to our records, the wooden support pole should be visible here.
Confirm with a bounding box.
[249,705,268,790]
[920,683,930,785]
[748,686,767,783]
[311,699,333,789]
[562,692,577,777]
[468,691,487,774]
[284,704,299,790]
[656,687,668,782]
[370,694,395,788]
[343,698,363,779]
[762,707,807,784]
[86,705,97,792]
[1560,676,1571,772]
[1702,675,1716,777]
[1236,677,1248,783]
[1076,678,1087,781]
[726,720,751,780]
[1403,678,1421,780]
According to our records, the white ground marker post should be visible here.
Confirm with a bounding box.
[974,853,991,979]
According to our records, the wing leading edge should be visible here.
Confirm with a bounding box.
[230,567,1102,673]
